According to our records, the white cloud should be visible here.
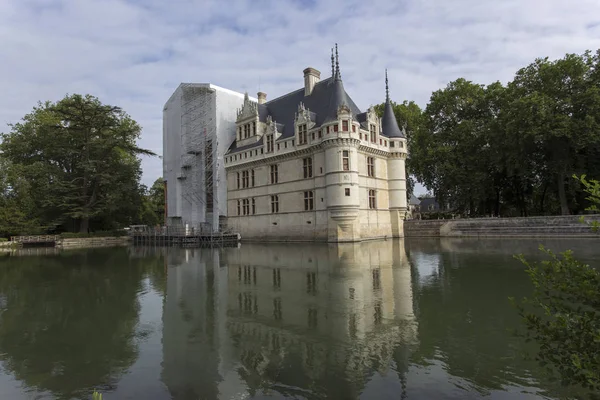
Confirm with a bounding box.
[1,0,599,187]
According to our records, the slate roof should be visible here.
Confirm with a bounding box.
[381,70,405,138]
[227,51,404,154]
[409,194,421,206]
[261,76,361,140]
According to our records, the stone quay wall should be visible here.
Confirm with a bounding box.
[404,215,600,238]
[56,236,131,249]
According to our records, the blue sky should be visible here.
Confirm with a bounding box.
[1,0,600,194]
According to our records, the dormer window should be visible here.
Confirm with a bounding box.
[266,135,274,153]
[369,124,376,143]
[252,121,256,135]
[298,124,307,145]
[342,120,348,131]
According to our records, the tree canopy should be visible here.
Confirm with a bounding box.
[0,94,157,235]
[380,49,600,216]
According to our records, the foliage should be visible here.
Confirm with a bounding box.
[513,248,600,392]
[0,94,155,233]
[514,176,600,394]
[59,230,127,238]
[0,238,7,242]
[137,178,165,227]
[93,391,103,400]
[384,50,600,217]
[575,174,600,232]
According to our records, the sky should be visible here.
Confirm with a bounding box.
[1,0,600,194]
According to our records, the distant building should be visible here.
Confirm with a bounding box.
[162,84,252,231]
[223,46,409,242]
[407,194,421,219]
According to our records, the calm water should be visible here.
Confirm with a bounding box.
[0,238,598,400]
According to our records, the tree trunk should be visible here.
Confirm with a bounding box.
[557,172,570,215]
[79,217,89,233]
[495,190,501,217]
[539,182,548,215]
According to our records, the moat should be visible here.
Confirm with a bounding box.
[0,238,598,399]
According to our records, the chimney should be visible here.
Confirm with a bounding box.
[257,92,267,104]
[303,67,321,96]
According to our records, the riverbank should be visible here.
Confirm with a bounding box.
[4,236,131,251]
[405,215,600,238]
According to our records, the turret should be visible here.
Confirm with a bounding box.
[384,70,408,236]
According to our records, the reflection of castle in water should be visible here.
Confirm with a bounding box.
[161,240,417,399]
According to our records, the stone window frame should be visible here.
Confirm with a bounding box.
[342,150,350,171]
[271,195,279,213]
[342,120,349,131]
[298,123,308,145]
[368,189,377,209]
[251,169,255,187]
[243,198,250,215]
[367,157,375,177]
[237,200,241,215]
[242,170,249,188]
[236,172,240,189]
[303,157,313,179]
[270,164,279,184]
[252,198,256,214]
[369,124,377,143]
[266,134,274,153]
[304,191,314,211]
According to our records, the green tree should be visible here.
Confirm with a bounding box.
[513,176,600,394]
[505,51,600,215]
[137,178,165,226]
[0,94,155,233]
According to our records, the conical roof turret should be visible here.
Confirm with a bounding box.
[381,69,405,138]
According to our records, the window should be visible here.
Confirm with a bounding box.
[298,124,307,144]
[342,120,348,131]
[384,140,387,146]
[236,172,240,189]
[390,141,395,148]
[367,157,375,177]
[345,188,350,196]
[368,189,377,209]
[238,127,242,140]
[270,164,278,184]
[326,126,330,134]
[252,198,256,214]
[342,150,349,171]
[303,157,313,178]
[243,198,250,215]
[237,200,241,215]
[334,124,339,132]
[379,139,382,145]
[370,124,376,143]
[304,191,314,211]
[252,121,256,135]
[242,170,249,188]
[271,195,279,213]
[261,148,264,154]
[273,268,281,288]
[243,124,248,139]
[318,130,322,138]
[251,169,255,187]
[266,135,274,152]
[399,141,404,148]
[292,139,295,146]
[352,125,356,133]
[277,143,280,150]
[285,142,287,149]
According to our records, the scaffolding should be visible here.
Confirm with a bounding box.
[179,84,222,232]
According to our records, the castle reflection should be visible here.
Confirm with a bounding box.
[161,240,417,400]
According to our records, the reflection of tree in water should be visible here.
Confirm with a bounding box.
[405,246,591,399]
[0,248,155,399]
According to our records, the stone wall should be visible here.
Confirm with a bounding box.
[57,236,131,249]
[404,215,600,238]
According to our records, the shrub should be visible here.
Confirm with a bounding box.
[0,238,8,242]
[60,230,127,239]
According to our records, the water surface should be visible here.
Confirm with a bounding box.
[0,238,597,399]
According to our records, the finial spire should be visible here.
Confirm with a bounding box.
[335,43,340,80]
[385,69,389,102]
[331,48,335,77]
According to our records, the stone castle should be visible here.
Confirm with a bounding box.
[223,45,408,242]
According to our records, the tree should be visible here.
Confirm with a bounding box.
[505,52,600,215]
[0,94,155,232]
[513,175,600,394]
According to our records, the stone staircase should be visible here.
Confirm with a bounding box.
[405,215,600,238]
[441,215,600,238]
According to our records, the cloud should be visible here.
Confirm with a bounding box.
[1,0,600,189]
